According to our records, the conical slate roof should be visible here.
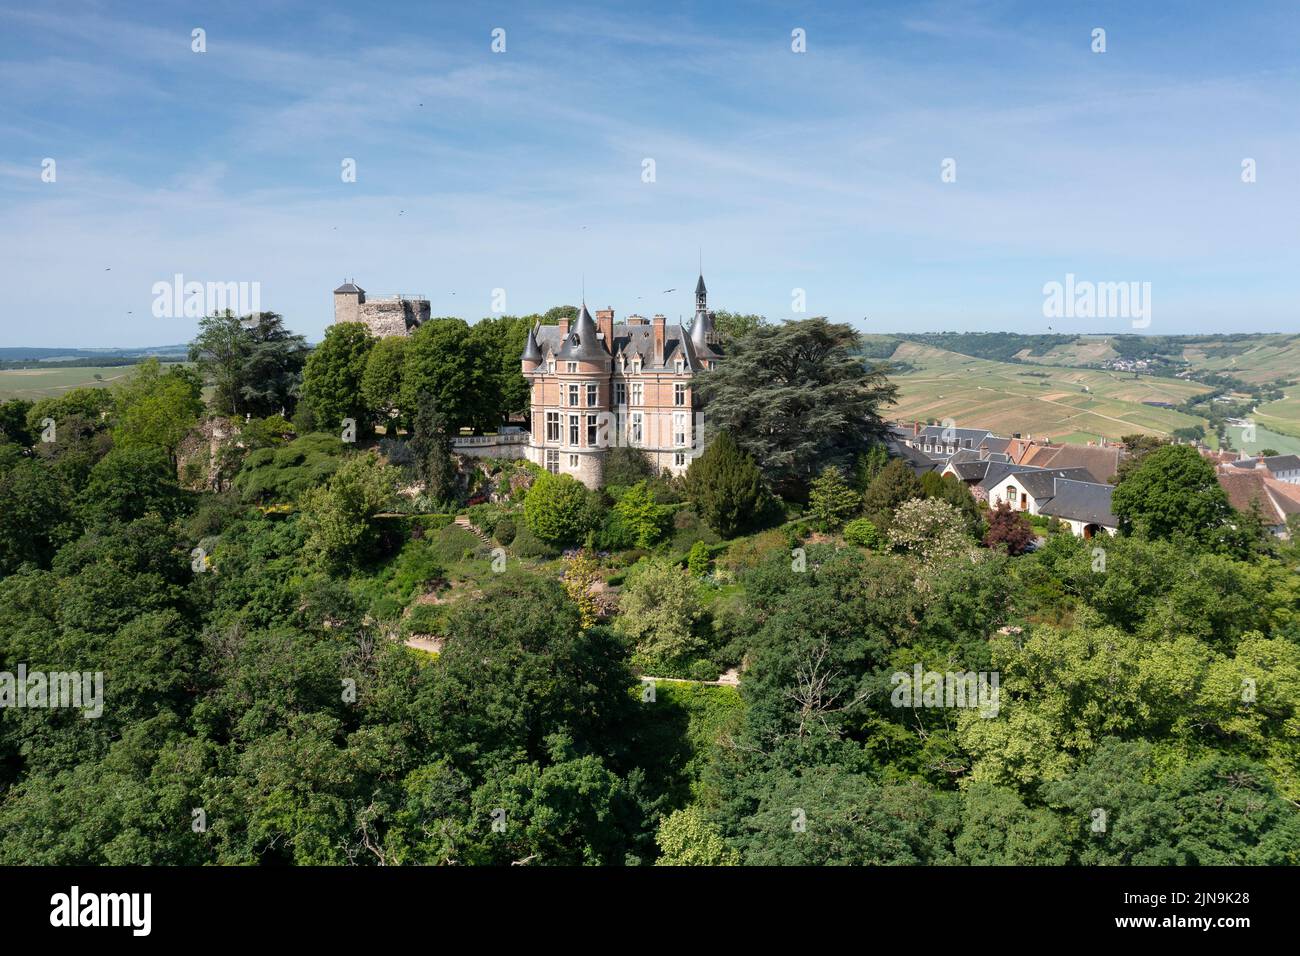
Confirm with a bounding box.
[689,308,716,355]
[694,273,707,295]
[520,324,543,363]
[558,304,608,360]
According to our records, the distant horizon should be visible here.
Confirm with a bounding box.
[3,326,1297,354]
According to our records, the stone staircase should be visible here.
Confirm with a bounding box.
[454,514,493,545]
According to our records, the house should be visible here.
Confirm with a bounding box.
[1016,442,1121,484]
[1227,454,1300,485]
[1036,479,1120,539]
[1217,470,1300,538]
[897,422,997,460]
[987,467,1097,515]
[519,274,721,487]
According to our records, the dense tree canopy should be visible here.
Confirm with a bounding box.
[695,318,897,496]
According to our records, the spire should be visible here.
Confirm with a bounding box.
[520,324,542,364]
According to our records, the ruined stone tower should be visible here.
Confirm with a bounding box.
[333,281,430,337]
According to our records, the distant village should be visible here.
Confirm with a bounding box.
[888,420,1300,540]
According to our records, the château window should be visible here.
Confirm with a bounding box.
[630,412,643,446]
[674,452,686,467]
[586,383,598,407]
[546,412,560,442]
[568,454,579,469]
[586,414,598,446]
[568,384,579,407]
[615,382,626,407]
[674,413,687,447]
[707,361,715,371]
[674,383,686,406]
[631,383,643,406]
[547,359,555,373]
[545,449,559,473]
[675,359,684,373]
[569,415,579,446]
[566,362,577,373]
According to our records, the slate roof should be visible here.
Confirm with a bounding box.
[1229,454,1300,474]
[1037,479,1118,527]
[334,282,364,294]
[1013,467,1099,500]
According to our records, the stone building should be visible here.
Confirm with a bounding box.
[520,274,723,488]
[333,282,430,337]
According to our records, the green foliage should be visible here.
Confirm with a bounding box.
[298,452,398,567]
[602,446,655,488]
[233,433,345,503]
[615,558,707,672]
[409,392,456,504]
[655,805,740,865]
[696,318,898,496]
[299,322,375,434]
[842,516,882,549]
[111,358,204,462]
[360,335,407,426]
[807,466,860,530]
[79,446,182,525]
[401,318,485,432]
[523,471,592,545]
[188,311,307,417]
[687,540,712,578]
[612,481,670,548]
[862,457,924,529]
[1111,443,1239,551]
[684,432,770,538]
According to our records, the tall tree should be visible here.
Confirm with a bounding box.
[409,392,456,503]
[695,317,897,497]
[1111,443,1237,550]
[111,358,204,465]
[188,311,307,417]
[401,318,486,432]
[360,335,407,429]
[684,432,771,538]
[299,322,375,435]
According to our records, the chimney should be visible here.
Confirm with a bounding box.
[652,314,665,366]
[558,317,570,337]
[595,307,614,349]
[913,420,921,438]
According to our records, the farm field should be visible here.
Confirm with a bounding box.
[0,363,188,400]
[1181,335,1300,386]
[887,341,1214,442]
[1251,393,1300,441]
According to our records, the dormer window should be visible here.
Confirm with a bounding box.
[547,359,555,373]
[566,362,577,374]
[675,359,684,373]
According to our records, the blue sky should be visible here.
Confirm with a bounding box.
[1,0,1297,346]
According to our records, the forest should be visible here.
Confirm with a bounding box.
[0,313,1297,865]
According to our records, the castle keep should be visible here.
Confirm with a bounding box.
[333,282,430,337]
[520,274,723,487]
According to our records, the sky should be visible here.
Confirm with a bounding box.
[0,0,1297,347]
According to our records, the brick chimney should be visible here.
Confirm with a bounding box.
[595,307,614,350]
[558,317,570,337]
[652,314,665,366]
[913,420,921,438]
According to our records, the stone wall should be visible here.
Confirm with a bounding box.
[357,298,430,338]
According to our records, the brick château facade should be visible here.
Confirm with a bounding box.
[520,275,723,487]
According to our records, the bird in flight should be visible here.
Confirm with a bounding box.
[662,288,675,294]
